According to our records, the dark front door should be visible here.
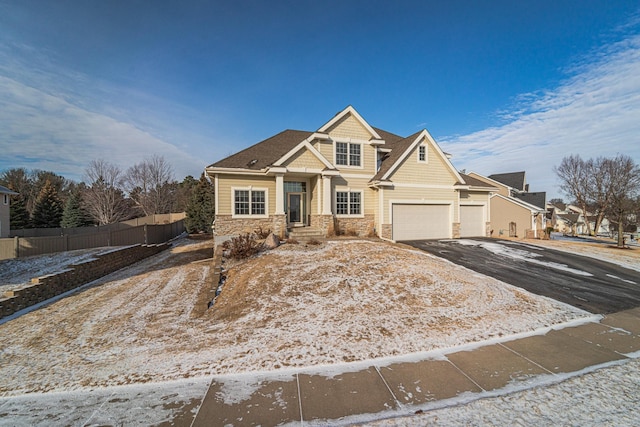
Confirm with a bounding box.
[288,193,302,225]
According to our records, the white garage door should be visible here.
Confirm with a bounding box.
[392,204,451,241]
[460,205,485,237]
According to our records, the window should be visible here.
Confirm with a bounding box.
[418,145,426,162]
[234,189,266,216]
[3,194,8,205]
[336,191,362,215]
[251,191,265,215]
[335,142,362,167]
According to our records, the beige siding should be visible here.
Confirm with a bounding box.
[309,177,319,216]
[490,196,533,237]
[283,148,326,170]
[216,174,276,215]
[460,191,490,203]
[326,113,373,140]
[389,143,458,186]
[315,140,334,162]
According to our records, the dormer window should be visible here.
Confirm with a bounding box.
[336,142,361,167]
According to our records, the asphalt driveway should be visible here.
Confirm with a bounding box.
[403,238,640,314]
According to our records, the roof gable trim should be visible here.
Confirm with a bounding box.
[317,105,381,140]
[272,135,334,169]
[381,130,465,183]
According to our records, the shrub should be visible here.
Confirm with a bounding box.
[307,238,322,245]
[254,226,272,239]
[223,233,263,259]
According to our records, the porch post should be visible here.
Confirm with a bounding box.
[322,175,332,215]
[275,174,285,215]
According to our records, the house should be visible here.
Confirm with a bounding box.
[0,185,18,238]
[549,204,610,236]
[467,171,546,238]
[205,106,496,242]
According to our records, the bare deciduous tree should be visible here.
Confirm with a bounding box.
[123,155,175,216]
[605,155,640,247]
[83,159,131,225]
[554,154,593,235]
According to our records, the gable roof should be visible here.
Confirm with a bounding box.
[371,129,464,184]
[488,171,526,191]
[208,129,312,170]
[458,173,498,189]
[491,193,546,213]
[0,185,18,195]
[318,105,381,139]
[513,192,546,210]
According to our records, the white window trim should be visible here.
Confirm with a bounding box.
[231,186,269,218]
[334,141,364,169]
[417,144,427,163]
[334,188,365,217]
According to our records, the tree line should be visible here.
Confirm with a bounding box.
[554,154,640,247]
[0,155,215,234]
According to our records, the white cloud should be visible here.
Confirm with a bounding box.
[441,34,640,199]
[0,43,219,182]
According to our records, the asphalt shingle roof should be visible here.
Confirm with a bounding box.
[488,171,526,191]
[208,130,313,170]
[514,192,546,210]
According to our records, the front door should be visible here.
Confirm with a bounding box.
[288,193,303,225]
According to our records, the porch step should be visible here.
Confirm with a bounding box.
[287,227,324,241]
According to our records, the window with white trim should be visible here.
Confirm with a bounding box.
[3,194,8,205]
[335,142,362,167]
[336,190,361,215]
[418,145,427,162]
[234,189,266,216]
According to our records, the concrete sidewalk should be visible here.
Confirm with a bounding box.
[189,307,640,426]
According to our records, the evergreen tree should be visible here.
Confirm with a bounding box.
[61,190,93,228]
[31,180,64,228]
[9,193,31,229]
[185,173,215,233]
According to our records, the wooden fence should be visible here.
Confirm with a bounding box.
[0,214,186,260]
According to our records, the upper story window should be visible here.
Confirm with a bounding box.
[418,145,427,162]
[234,188,266,216]
[336,142,361,167]
[3,194,8,205]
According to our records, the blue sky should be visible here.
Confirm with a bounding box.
[1,1,639,199]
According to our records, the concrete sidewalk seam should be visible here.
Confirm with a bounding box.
[446,359,486,392]
[497,342,557,376]
[374,365,402,409]
[296,373,304,426]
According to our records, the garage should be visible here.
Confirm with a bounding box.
[460,205,486,237]
[392,203,451,241]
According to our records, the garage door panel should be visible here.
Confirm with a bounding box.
[460,205,485,237]
[393,204,450,241]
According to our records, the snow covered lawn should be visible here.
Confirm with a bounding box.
[0,238,589,398]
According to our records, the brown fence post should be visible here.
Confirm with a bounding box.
[144,224,148,245]
[13,236,19,258]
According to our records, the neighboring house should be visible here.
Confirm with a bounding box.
[206,106,496,242]
[0,185,18,238]
[467,172,546,238]
[549,204,609,236]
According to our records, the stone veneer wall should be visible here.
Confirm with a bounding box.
[214,215,287,239]
[0,243,170,319]
[310,215,335,236]
[381,224,392,240]
[334,214,375,237]
[452,222,461,239]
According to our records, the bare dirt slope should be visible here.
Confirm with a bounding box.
[0,238,589,396]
